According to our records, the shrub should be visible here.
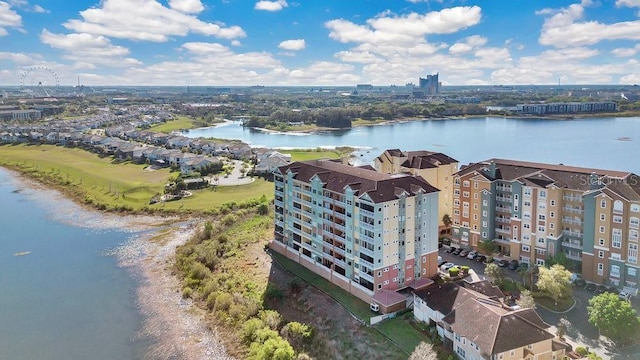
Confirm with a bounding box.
[449,267,460,277]
[281,321,313,347]
[214,292,234,312]
[182,287,193,299]
[575,347,589,356]
[241,318,266,344]
[200,280,218,301]
[260,310,282,330]
[264,284,284,301]
[229,303,248,322]
[189,262,212,281]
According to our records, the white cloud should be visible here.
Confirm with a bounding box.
[538,1,640,48]
[63,0,245,42]
[231,40,242,46]
[254,0,288,12]
[40,29,142,68]
[168,0,204,14]
[334,50,380,64]
[611,46,638,57]
[0,51,39,65]
[0,1,22,35]
[616,0,640,8]
[32,4,47,13]
[449,35,487,55]
[620,73,640,84]
[278,39,305,51]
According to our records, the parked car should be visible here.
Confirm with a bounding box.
[459,249,470,257]
[497,259,510,267]
[619,291,632,301]
[475,255,487,263]
[585,283,597,292]
[507,260,519,270]
[440,262,455,271]
[446,246,457,254]
[453,248,463,255]
[466,250,479,260]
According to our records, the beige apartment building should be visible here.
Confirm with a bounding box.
[374,149,459,234]
[451,158,640,292]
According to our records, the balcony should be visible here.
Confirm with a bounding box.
[495,217,511,224]
[564,251,583,261]
[563,206,584,214]
[562,217,583,226]
[496,185,512,192]
[496,227,511,235]
[496,196,512,203]
[359,207,375,217]
[562,229,582,238]
[496,206,512,213]
[563,195,583,203]
[360,221,375,231]
[561,239,583,250]
[359,245,375,258]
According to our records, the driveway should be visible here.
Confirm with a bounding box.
[210,159,254,186]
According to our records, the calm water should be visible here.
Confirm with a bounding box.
[0,169,144,360]
[184,116,640,173]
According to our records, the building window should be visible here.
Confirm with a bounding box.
[612,229,622,248]
[629,267,637,277]
[455,178,461,186]
[550,211,555,218]
[597,263,604,276]
[474,193,479,200]
[539,190,547,198]
[613,215,623,224]
[601,199,607,208]
[550,223,554,230]
[463,191,470,198]
[474,181,479,189]
[599,238,606,246]
[473,214,478,220]
[600,226,606,234]
[524,188,531,197]
[598,250,605,258]
[482,210,487,217]
[454,189,461,196]
[611,265,621,278]
[614,200,624,213]
[630,230,639,242]
[538,225,545,232]
[631,204,640,213]
[523,223,530,229]
[537,248,546,255]
[482,231,488,238]
[463,180,470,187]
[550,200,555,206]
[378,271,382,277]
[483,199,488,207]
[522,245,530,252]
[539,214,546,221]
[454,199,460,207]
[600,214,606,221]
[536,259,545,266]
[524,200,531,207]
[482,221,487,227]
[456,346,466,358]
[629,243,638,264]
[631,217,640,229]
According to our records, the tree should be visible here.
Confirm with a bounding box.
[484,263,505,286]
[409,342,438,360]
[588,292,640,343]
[478,239,498,255]
[442,214,452,229]
[536,264,572,304]
[516,289,536,309]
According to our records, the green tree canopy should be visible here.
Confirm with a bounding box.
[588,292,640,343]
[484,262,505,286]
[536,264,572,303]
[516,289,537,309]
[478,239,497,255]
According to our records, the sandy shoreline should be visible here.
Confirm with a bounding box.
[1,167,232,360]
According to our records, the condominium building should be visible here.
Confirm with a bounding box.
[516,101,617,115]
[451,158,640,293]
[374,149,458,234]
[272,159,440,312]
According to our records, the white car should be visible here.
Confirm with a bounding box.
[440,262,455,271]
[466,250,478,260]
[619,291,631,301]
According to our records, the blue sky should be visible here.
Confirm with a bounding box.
[1,0,639,86]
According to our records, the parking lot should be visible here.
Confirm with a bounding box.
[438,246,523,284]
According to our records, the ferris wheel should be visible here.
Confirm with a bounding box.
[20,66,60,96]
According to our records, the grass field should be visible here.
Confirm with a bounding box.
[0,144,273,212]
[149,115,198,133]
[374,314,427,355]
[280,148,350,162]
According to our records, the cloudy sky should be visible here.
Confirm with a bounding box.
[1,0,639,86]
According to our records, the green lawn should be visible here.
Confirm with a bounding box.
[149,115,197,133]
[375,315,428,355]
[280,149,350,162]
[270,250,373,323]
[0,144,273,212]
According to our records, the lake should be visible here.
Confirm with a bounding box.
[0,168,146,360]
[183,116,640,173]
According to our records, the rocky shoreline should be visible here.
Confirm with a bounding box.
[2,168,231,360]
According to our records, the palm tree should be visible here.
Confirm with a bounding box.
[442,213,452,235]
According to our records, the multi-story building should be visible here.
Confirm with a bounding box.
[374,149,458,234]
[451,158,640,293]
[272,159,440,312]
[516,101,617,115]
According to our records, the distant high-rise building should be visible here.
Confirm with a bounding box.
[418,73,440,95]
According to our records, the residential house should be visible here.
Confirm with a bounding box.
[254,151,291,175]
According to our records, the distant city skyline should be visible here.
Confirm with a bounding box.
[1,0,640,87]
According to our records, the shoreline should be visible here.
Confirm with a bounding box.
[1,167,230,360]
